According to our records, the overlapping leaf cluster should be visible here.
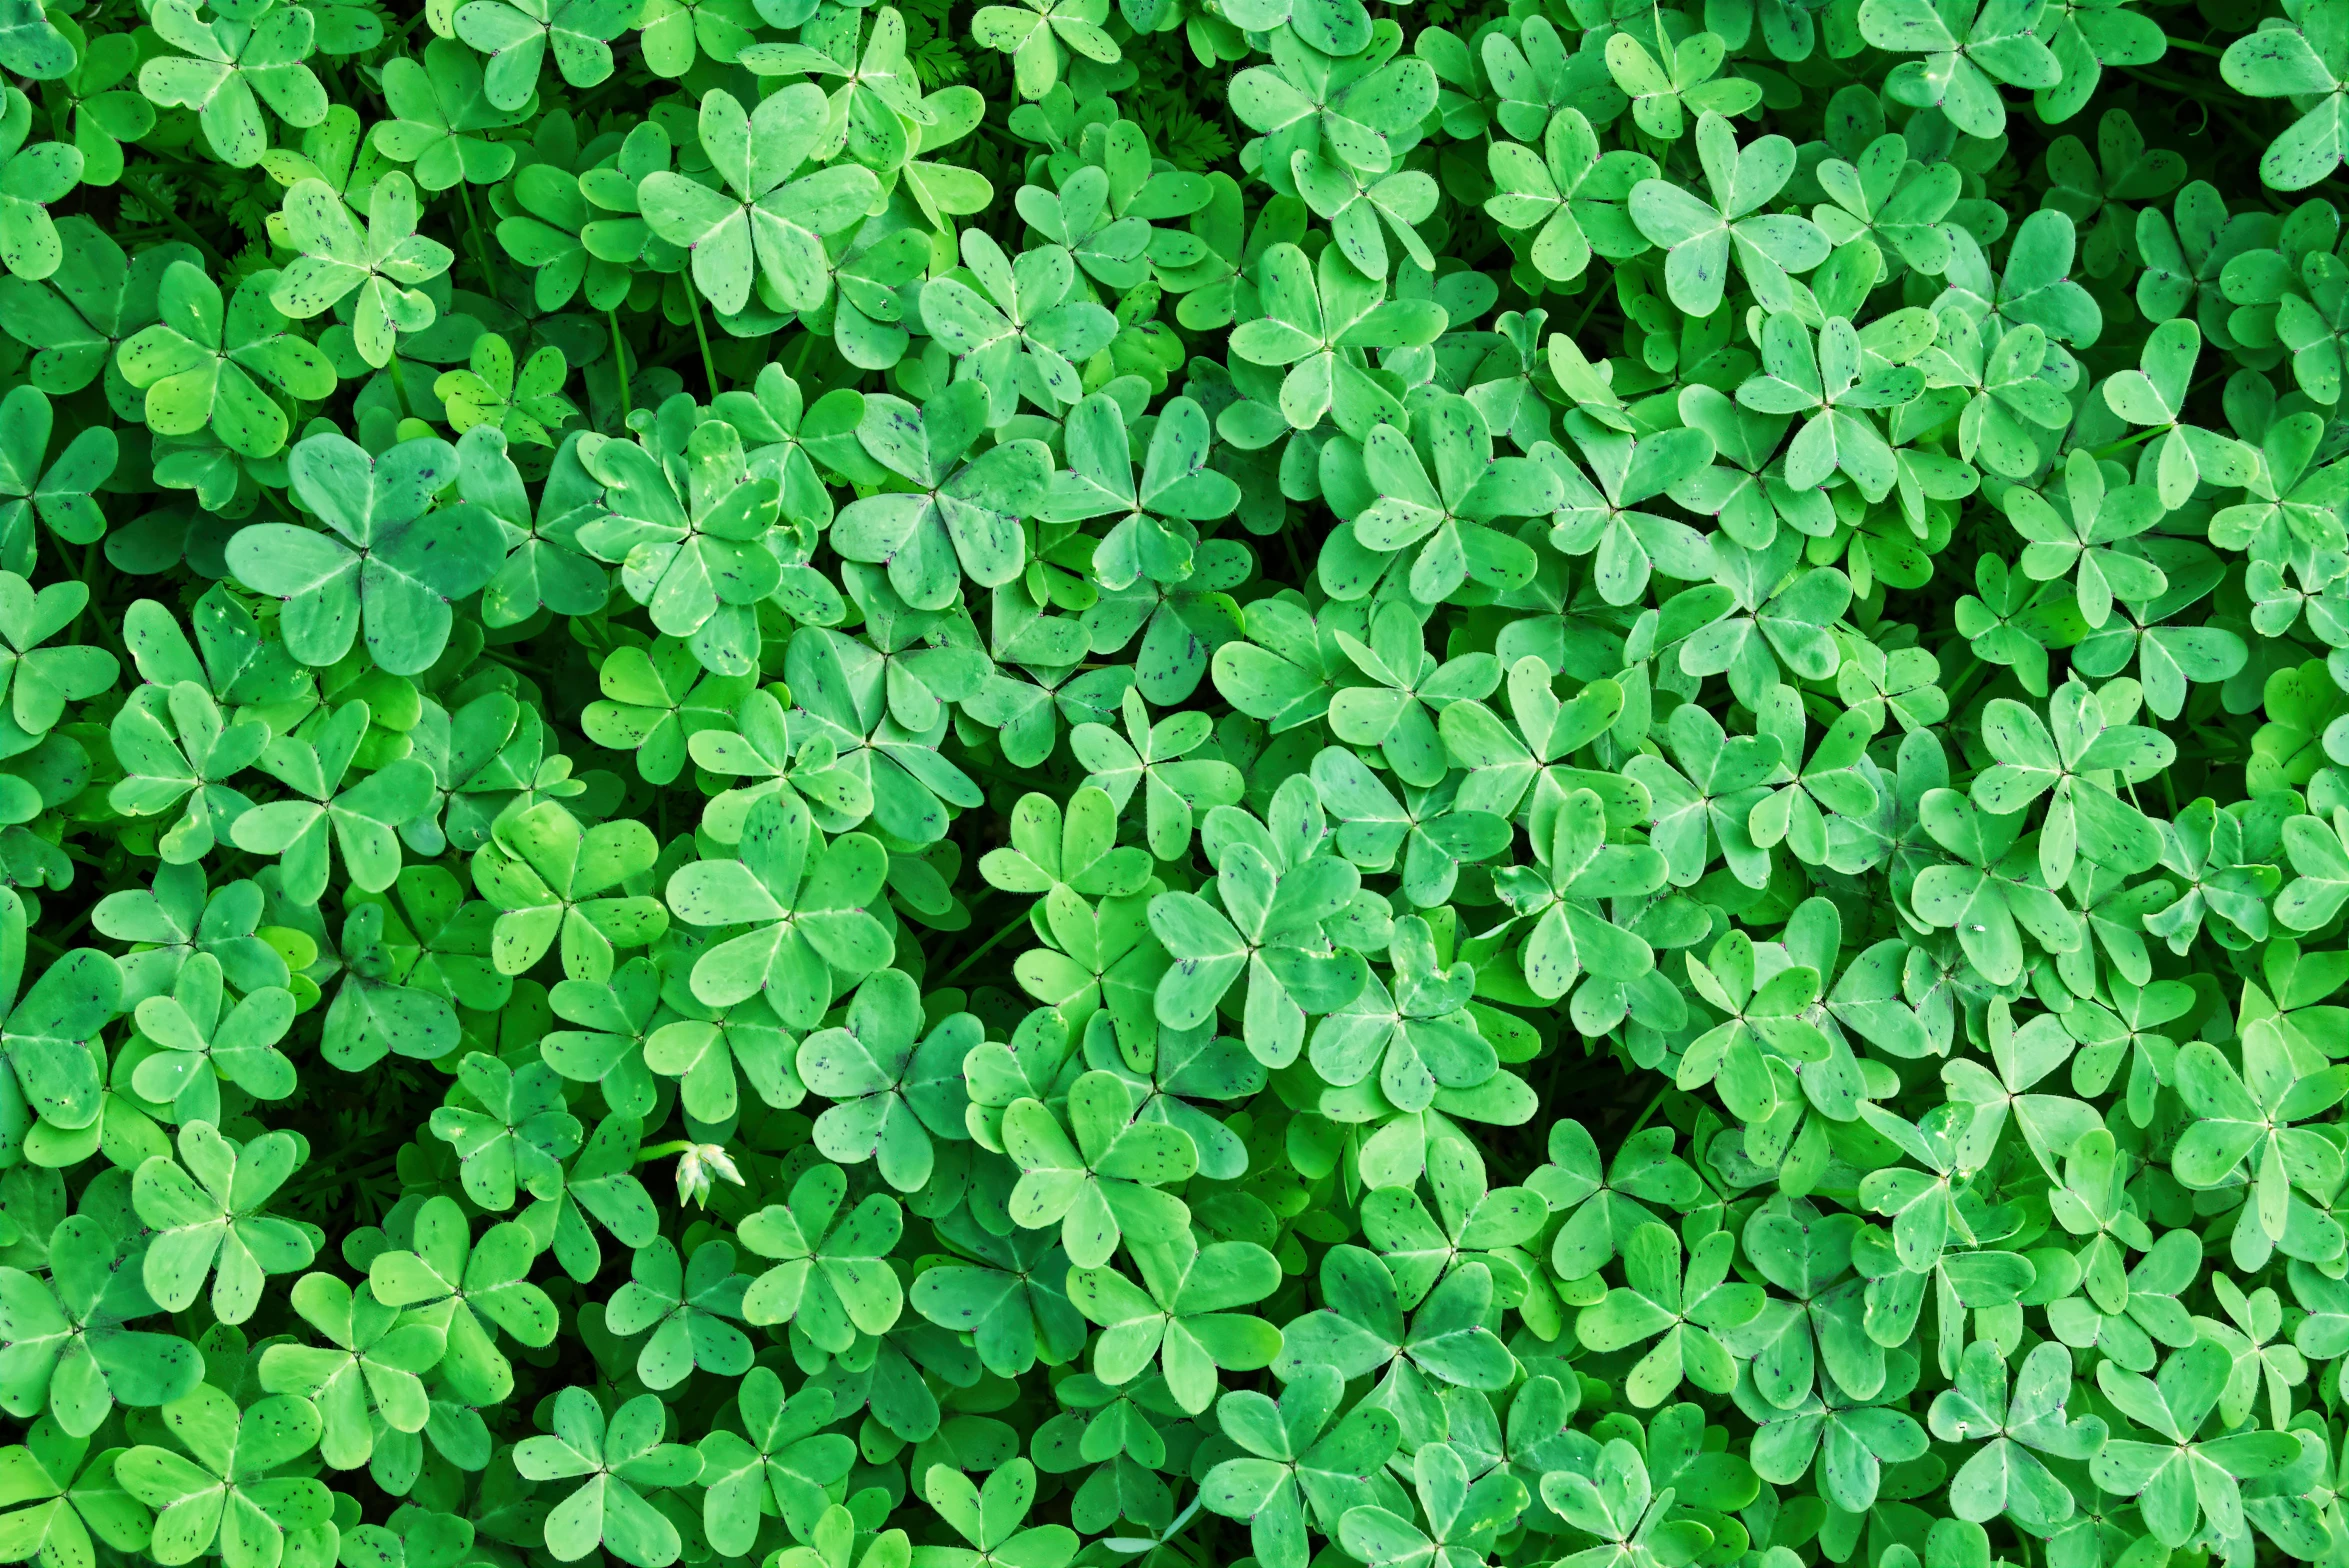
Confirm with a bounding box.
[3,0,2349,1565]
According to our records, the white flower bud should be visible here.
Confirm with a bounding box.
[676,1143,745,1208]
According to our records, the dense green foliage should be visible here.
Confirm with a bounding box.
[4,0,2349,1564]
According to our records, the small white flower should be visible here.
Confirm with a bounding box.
[676,1143,744,1208]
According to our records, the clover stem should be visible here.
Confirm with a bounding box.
[280,1152,400,1202]
[1623,1083,1673,1138]
[388,348,415,419]
[64,540,100,647]
[2162,34,2222,54]
[609,309,634,428]
[637,1140,695,1162]
[684,274,722,399]
[1567,281,1608,340]
[46,903,93,950]
[458,181,503,301]
[1279,519,1308,584]
[116,172,229,267]
[937,909,1029,984]
[2115,62,2228,98]
[1940,650,1992,713]
[1159,1489,1206,1545]
[2084,425,2161,461]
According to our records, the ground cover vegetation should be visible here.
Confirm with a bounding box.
[0,0,2345,1565]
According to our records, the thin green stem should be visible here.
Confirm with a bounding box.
[683,275,722,399]
[2116,62,2230,97]
[1622,1083,1673,1138]
[786,330,818,383]
[1943,655,1999,714]
[280,1152,400,1202]
[1938,648,1982,701]
[47,903,94,950]
[1279,518,1308,584]
[64,539,100,647]
[2163,34,2223,54]
[388,349,414,419]
[2087,424,2162,461]
[117,173,229,267]
[938,910,1029,984]
[1568,281,1608,339]
[457,181,502,300]
[638,1139,694,1162]
[609,308,634,428]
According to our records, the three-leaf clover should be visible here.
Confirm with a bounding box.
[269,173,448,368]
[696,1369,854,1550]
[1928,1341,2107,1530]
[0,1416,153,1568]
[737,1161,905,1351]
[226,434,506,675]
[638,86,879,318]
[229,701,434,904]
[116,264,334,460]
[367,1196,558,1406]
[604,1237,752,1390]
[132,1121,315,1326]
[513,1388,704,1568]
[664,791,893,1029]
[798,967,977,1194]
[1857,0,2061,137]
[114,1383,330,1568]
[1575,1222,1765,1406]
[0,1213,202,1437]
[1201,1364,1401,1568]
[1067,1232,1283,1413]
[1004,1070,1198,1268]
[2090,1340,2304,1546]
[254,1273,445,1471]
[1629,113,1828,316]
